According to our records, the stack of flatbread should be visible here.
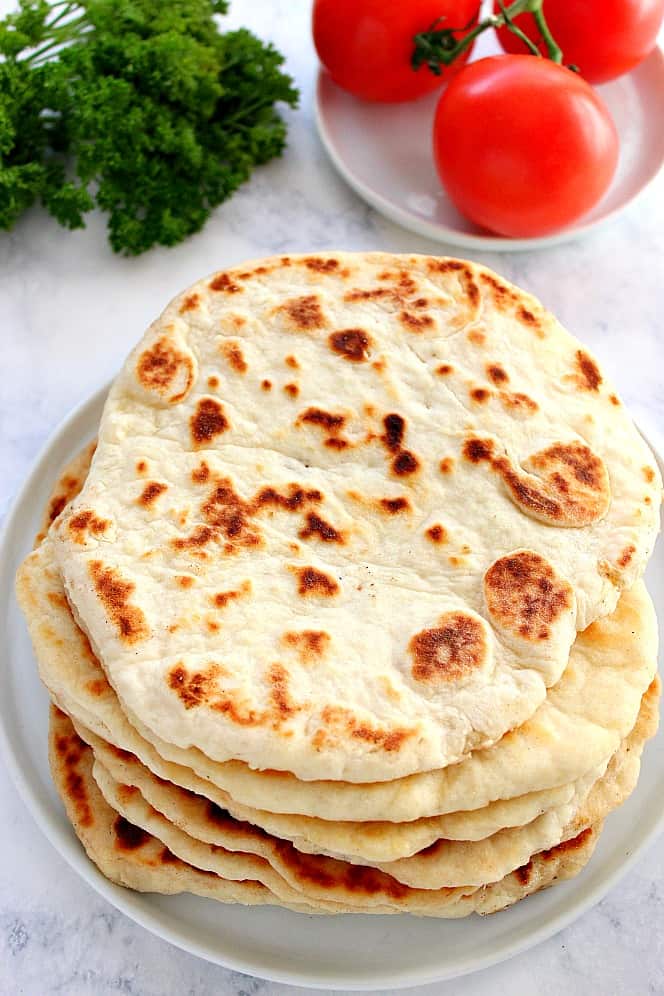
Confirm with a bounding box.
[17,253,662,918]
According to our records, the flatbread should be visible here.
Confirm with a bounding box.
[50,253,661,781]
[48,705,323,914]
[79,678,660,892]
[18,537,657,828]
[50,707,601,917]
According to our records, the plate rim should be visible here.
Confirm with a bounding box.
[314,47,664,253]
[0,381,663,991]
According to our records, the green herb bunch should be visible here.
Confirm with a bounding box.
[0,0,298,253]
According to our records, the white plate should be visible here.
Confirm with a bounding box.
[1,384,662,990]
[315,44,664,252]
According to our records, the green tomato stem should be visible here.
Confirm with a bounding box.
[412,0,565,73]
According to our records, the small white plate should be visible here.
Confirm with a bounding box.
[1,385,663,990]
[315,45,664,252]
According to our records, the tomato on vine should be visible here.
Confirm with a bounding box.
[494,0,664,84]
[433,56,619,237]
[312,0,481,103]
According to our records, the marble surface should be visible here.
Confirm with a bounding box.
[1,0,663,992]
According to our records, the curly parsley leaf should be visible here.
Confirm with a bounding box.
[0,0,297,253]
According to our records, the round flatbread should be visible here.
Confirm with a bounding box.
[50,253,660,781]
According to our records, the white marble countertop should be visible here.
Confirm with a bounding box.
[1,1,663,992]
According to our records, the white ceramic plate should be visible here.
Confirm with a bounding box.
[1,384,662,990]
[315,44,664,252]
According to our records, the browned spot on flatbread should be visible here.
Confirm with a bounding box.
[47,591,68,609]
[172,525,215,551]
[221,341,248,374]
[268,662,299,721]
[299,512,344,544]
[285,354,300,369]
[500,391,538,415]
[176,478,325,555]
[487,363,509,385]
[55,728,93,827]
[379,497,410,515]
[167,664,264,726]
[201,479,262,549]
[283,383,299,398]
[261,379,272,392]
[86,677,109,697]
[479,271,520,309]
[344,287,389,303]
[298,408,346,432]
[209,273,241,293]
[381,415,419,474]
[484,551,573,642]
[575,350,602,391]
[514,861,532,885]
[292,566,340,597]
[136,461,147,474]
[426,524,447,544]
[282,629,331,663]
[463,438,495,464]
[426,258,481,312]
[212,580,252,608]
[113,815,150,850]
[439,457,455,474]
[464,437,609,527]
[518,305,539,329]
[255,484,324,513]
[88,561,150,643]
[643,466,656,483]
[48,470,86,525]
[618,544,636,568]
[136,337,194,403]
[304,256,339,273]
[515,441,610,526]
[109,744,135,762]
[273,839,410,900]
[325,437,350,451]
[314,705,413,757]
[410,612,488,682]
[167,662,222,710]
[192,461,210,484]
[381,414,405,452]
[280,295,326,331]
[436,364,454,376]
[137,482,167,507]
[329,329,372,362]
[609,394,620,406]
[541,827,593,860]
[467,329,486,346]
[392,451,419,477]
[190,398,229,447]
[207,375,219,389]
[68,510,110,544]
[400,310,434,332]
[238,266,269,279]
[470,387,491,404]
[179,293,200,313]
[351,725,409,752]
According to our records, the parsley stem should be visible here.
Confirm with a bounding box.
[25,15,88,65]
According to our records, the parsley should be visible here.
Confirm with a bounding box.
[0,1,298,253]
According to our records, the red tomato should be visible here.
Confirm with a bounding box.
[313,0,481,103]
[494,0,664,84]
[433,56,619,238]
